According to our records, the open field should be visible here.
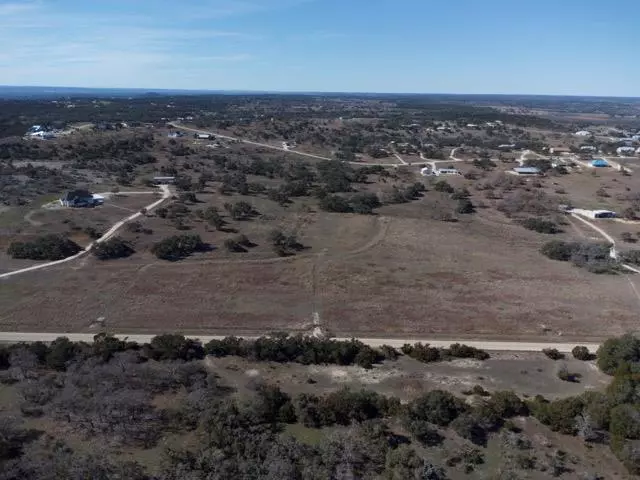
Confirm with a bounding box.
[1,190,639,340]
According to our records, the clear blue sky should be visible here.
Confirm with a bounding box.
[0,0,638,96]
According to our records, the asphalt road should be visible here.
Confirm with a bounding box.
[0,185,171,280]
[0,331,602,353]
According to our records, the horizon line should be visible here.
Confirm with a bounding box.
[1,84,639,100]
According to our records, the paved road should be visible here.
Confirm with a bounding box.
[0,331,602,352]
[0,185,171,280]
[172,122,401,167]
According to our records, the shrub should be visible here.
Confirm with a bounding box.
[621,232,637,243]
[408,390,467,426]
[434,180,454,193]
[7,234,82,261]
[487,391,528,417]
[91,237,134,260]
[541,240,617,273]
[597,334,640,375]
[456,198,475,214]
[151,234,206,261]
[269,229,303,256]
[620,250,640,265]
[319,194,352,213]
[572,346,594,361]
[557,364,581,383]
[543,348,565,360]
[522,217,560,234]
[350,192,381,214]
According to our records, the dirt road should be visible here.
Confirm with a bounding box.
[0,331,601,352]
[171,123,402,167]
[0,185,171,280]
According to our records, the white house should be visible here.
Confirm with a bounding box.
[575,131,591,136]
[580,145,596,152]
[617,146,636,156]
[195,133,212,140]
[498,144,516,149]
[420,167,432,176]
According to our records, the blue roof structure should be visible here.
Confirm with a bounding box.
[591,159,609,167]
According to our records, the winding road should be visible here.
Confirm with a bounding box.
[0,185,172,280]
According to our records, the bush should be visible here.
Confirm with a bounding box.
[319,194,352,213]
[408,390,467,426]
[7,234,82,261]
[91,237,134,260]
[456,198,475,214]
[350,192,381,214]
[597,334,640,375]
[402,343,489,363]
[434,180,454,193]
[572,346,594,361]
[522,217,560,234]
[543,348,565,360]
[557,364,581,383]
[487,391,528,417]
[151,234,206,261]
[541,240,618,273]
[269,229,303,256]
[620,250,640,265]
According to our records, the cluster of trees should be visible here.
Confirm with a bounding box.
[269,229,303,256]
[521,217,561,234]
[91,237,134,260]
[205,334,387,369]
[151,234,207,260]
[401,343,490,363]
[7,234,81,261]
[3,331,637,478]
[541,240,618,274]
[319,192,382,214]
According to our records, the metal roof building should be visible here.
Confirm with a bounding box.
[513,167,541,175]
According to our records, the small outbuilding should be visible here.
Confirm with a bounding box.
[195,133,212,140]
[513,167,541,175]
[153,176,176,185]
[591,159,609,167]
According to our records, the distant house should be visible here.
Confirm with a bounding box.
[513,167,541,175]
[591,159,609,167]
[498,144,516,150]
[434,168,460,176]
[195,133,212,140]
[60,190,103,208]
[580,145,596,152]
[420,167,432,176]
[575,131,591,136]
[572,209,616,219]
[592,210,616,219]
[153,176,176,185]
[618,146,636,156]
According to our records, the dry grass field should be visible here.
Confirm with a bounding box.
[1,182,639,341]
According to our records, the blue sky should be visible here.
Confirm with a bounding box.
[0,0,638,96]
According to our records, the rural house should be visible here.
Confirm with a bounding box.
[60,189,104,207]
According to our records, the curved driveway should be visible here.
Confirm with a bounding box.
[0,185,171,280]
